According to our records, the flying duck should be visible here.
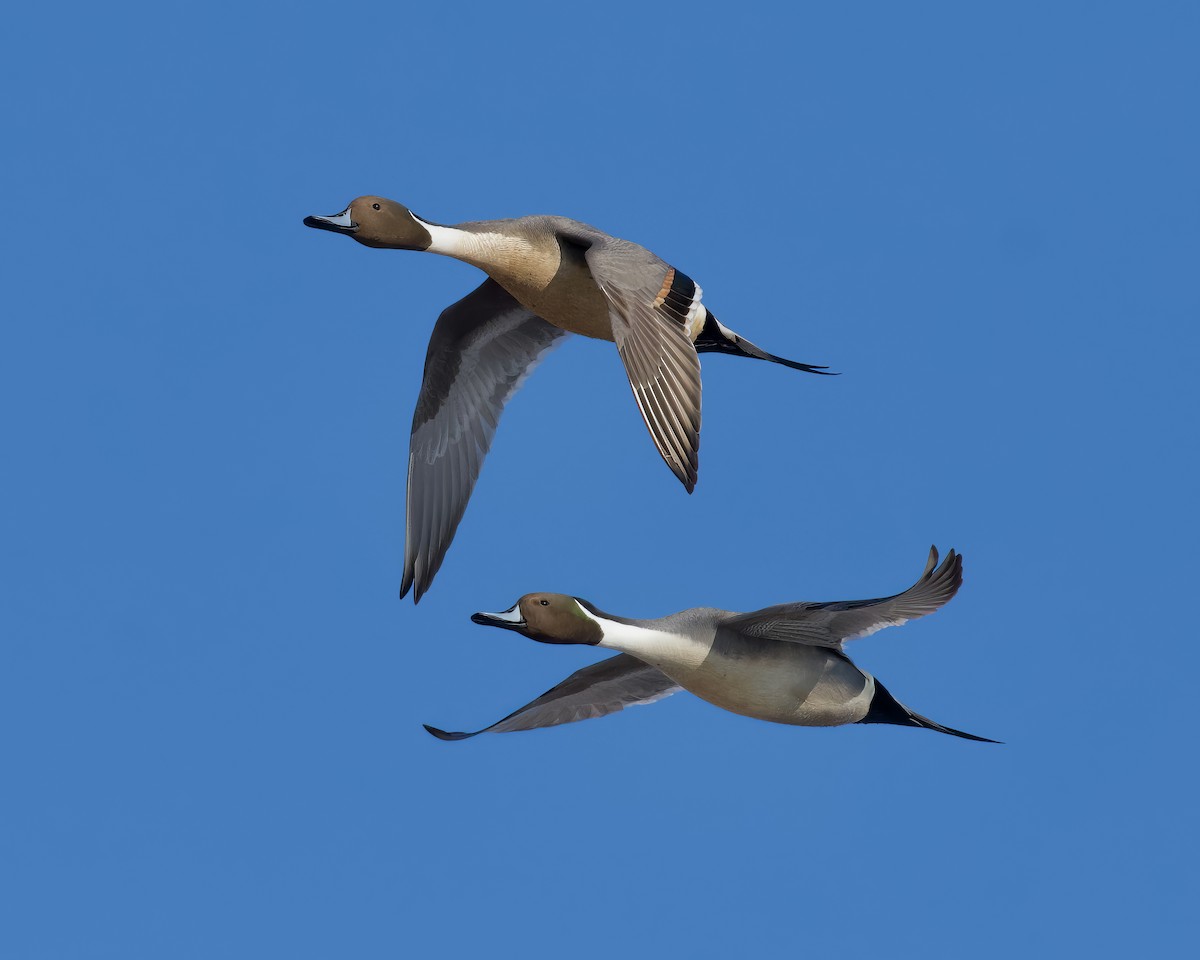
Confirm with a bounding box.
[304,198,833,601]
[425,546,996,742]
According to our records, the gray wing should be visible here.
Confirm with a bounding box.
[424,653,680,740]
[400,280,569,602]
[723,546,963,648]
[581,239,703,492]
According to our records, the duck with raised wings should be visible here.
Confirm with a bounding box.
[304,198,833,601]
[425,546,997,742]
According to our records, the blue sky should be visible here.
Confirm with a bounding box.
[3,2,1197,956]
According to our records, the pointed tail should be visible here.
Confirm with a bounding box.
[692,312,837,375]
[860,677,1000,743]
[903,708,1001,743]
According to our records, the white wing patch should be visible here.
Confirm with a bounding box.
[684,283,706,340]
[843,617,914,642]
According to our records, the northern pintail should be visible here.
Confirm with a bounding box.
[304,197,833,601]
[425,547,996,742]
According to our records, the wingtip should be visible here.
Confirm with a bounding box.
[923,545,964,598]
[423,723,471,741]
[670,462,698,494]
[945,547,963,582]
[923,545,940,578]
[923,545,964,583]
[399,571,427,604]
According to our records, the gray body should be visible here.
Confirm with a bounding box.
[616,607,876,727]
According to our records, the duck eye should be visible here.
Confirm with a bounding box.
[372,203,380,210]
[539,599,549,606]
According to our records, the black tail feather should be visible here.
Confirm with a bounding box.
[693,312,837,375]
[859,678,1000,743]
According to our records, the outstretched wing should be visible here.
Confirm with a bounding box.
[401,280,568,601]
[723,547,963,649]
[580,238,704,492]
[424,653,680,740]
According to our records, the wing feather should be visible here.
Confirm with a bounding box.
[424,654,680,740]
[400,280,568,601]
[582,241,703,492]
[723,547,964,648]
